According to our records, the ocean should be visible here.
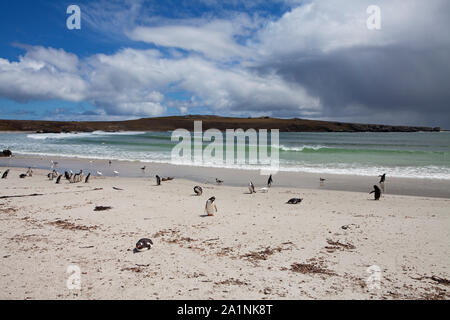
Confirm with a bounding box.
[1,131,449,180]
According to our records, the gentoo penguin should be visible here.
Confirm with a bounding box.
[19,173,27,179]
[378,173,386,193]
[156,175,161,186]
[248,181,256,194]
[2,169,10,179]
[205,196,217,216]
[194,186,203,196]
[216,178,223,185]
[369,185,381,200]
[267,174,273,187]
[56,175,62,184]
[287,198,303,204]
[135,238,153,252]
[85,173,91,183]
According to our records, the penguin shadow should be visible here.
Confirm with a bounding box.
[199,214,213,218]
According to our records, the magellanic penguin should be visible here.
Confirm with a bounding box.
[156,175,161,186]
[287,198,303,204]
[248,181,256,194]
[135,238,153,252]
[85,173,91,183]
[64,171,71,180]
[56,175,63,184]
[267,174,273,187]
[215,178,223,185]
[26,167,33,177]
[370,185,381,200]
[194,186,203,196]
[19,173,27,179]
[1,169,10,179]
[205,196,217,216]
[378,173,386,193]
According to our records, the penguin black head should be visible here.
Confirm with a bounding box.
[208,196,216,202]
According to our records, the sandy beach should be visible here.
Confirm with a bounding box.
[0,164,449,300]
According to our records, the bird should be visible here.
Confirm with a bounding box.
[205,197,217,216]
[267,174,273,187]
[50,160,58,168]
[96,171,103,176]
[194,186,203,196]
[369,185,381,200]
[287,198,303,204]
[2,169,9,179]
[259,187,269,193]
[135,238,153,252]
[156,175,161,186]
[19,173,27,179]
[162,177,174,181]
[64,171,71,180]
[216,178,223,185]
[320,177,326,182]
[56,175,63,184]
[113,170,119,176]
[141,166,146,171]
[248,182,256,194]
[26,167,33,177]
[85,173,91,183]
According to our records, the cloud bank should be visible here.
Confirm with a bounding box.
[0,0,449,127]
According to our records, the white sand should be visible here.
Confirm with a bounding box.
[0,167,449,300]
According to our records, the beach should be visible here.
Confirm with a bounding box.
[0,163,449,300]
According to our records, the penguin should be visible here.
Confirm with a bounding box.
[369,185,381,200]
[56,175,62,184]
[378,173,386,193]
[85,173,91,183]
[267,174,273,187]
[194,186,203,196]
[215,178,223,185]
[19,173,27,179]
[64,171,71,180]
[320,178,326,182]
[141,166,146,171]
[2,169,10,179]
[135,238,153,252]
[248,181,256,194]
[26,167,33,177]
[156,175,161,186]
[161,177,174,182]
[205,196,217,216]
[259,187,269,193]
[287,198,303,204]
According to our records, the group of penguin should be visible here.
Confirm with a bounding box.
[370,173,386,200]
[47,169,91,184]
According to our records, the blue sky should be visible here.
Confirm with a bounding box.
[0,0,449,127]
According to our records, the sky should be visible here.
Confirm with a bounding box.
[0,0,449,127]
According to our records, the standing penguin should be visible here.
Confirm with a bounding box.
[369,185,381,200]
[378,173,386,193]
[1,169,9,179]
[205,196,217,216]
[55,175,63,184]
[194,186,203,196]
[64,171,71,180]
[267,174,273,187]
[85,173,91,183]
[26,167,33,177]
[248,182,256,194]
[156,175,161,186]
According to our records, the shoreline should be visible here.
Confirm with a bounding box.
[2,154,450,198]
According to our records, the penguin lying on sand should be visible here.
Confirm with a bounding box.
[135,238,153,252]
[287,198,303,204]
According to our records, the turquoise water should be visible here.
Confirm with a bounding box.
[1,131,449,179]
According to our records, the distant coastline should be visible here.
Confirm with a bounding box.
[0,115,442,133]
